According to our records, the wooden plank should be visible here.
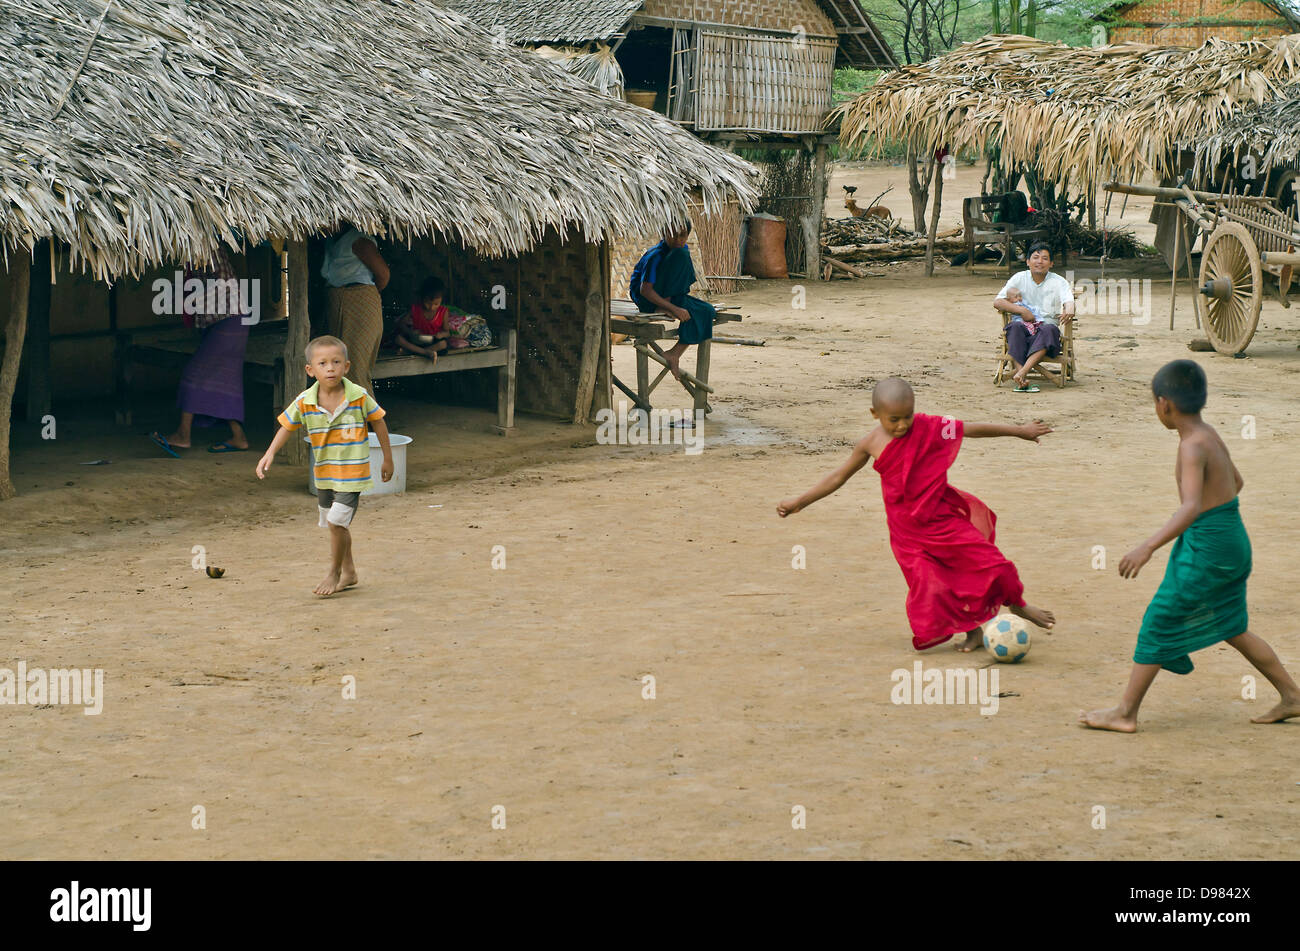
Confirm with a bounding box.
[573,240,606,424]
[282,239,310,466]
[373,349,508,379]
[24,240,51,423]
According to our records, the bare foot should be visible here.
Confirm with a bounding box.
[956,629,983,652]
[314,572,342,597]
[1011,603,1055,630]
[1011,371,1027,389]
[165,432,191,449]
[664,352,683,381]
[1078,707,1137,732]
[338,569,359,591]
[1250,697,1300,723]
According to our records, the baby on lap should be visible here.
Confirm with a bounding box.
[1004,286,1045,335]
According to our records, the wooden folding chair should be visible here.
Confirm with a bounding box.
[993,309,1078,388]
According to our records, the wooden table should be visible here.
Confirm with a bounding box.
[608,299,741,415]
[117,320,518,434]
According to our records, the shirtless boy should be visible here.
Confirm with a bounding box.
[1081,359,1300,731]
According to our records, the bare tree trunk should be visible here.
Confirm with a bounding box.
[925,156,947,277]
[0,247,33,500]
[908,143,936,233]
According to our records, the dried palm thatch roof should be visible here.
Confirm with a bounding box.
[1194,82,1300,176]
[0,0,759,281]
[440,0,644,44]
[835,32,1300,193]
[443,0,898,69]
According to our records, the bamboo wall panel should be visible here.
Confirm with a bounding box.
[695,32,836,133]
[1106,0,1290,44]
[610,198,743,301]
[642,0,834,34]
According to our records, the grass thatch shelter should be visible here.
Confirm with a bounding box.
[835,32,1300,195]
[0,0,759,498]
[1195,82,1300,176]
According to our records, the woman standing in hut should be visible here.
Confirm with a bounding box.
[153,247,252,455]
[322,225,390,395]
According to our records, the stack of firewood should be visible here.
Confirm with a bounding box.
[820,215,966,278]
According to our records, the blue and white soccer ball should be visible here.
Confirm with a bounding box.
[982,614,1032,662]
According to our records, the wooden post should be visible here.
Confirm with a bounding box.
[591,242,612,419]
[282,238,310,466]
[573,241,606,424]
[925,152,946,277]
[0,247,33,500]
[24,240,52,423]
[808,141,829,281]
[496,327,517,435]
[693,338,712,417]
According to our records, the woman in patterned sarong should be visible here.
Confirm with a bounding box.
[322,225,390,395]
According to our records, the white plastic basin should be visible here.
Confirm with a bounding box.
[305,433,412,496]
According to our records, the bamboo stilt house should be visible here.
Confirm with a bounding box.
[444,0,898,287]
[0,0,760,499]
[834,32,1300,196]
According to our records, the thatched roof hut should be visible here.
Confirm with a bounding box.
[443,0,898,71]
[0,0,759,281]
[835,32,1300,193]
[0,0,762,499]
[1194,82,1300,176]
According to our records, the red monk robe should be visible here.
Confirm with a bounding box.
[872,413,1025,650]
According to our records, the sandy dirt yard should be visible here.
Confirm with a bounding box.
[2,162,1297,860]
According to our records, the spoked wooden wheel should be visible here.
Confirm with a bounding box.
[1198,222,1262,355]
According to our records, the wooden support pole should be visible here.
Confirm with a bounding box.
[693,338,712,417]
[807,141,829,281]
[0,247,33,500]
[591,242,613,419]
[282,238,310,466]
[495,327,517,435]
[1168,217,1181,331]
[573,241,606,424]
[925,153,946,278]
[24,240,52,423]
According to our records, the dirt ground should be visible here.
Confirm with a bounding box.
[2,161,1298,860]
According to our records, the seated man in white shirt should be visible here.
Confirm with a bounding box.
[993,242,1076,392]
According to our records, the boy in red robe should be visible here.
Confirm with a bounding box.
[777,378,1056,651]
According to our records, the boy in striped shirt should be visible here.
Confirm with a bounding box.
[256,335,393,596]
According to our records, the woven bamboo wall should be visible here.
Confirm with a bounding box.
[1105,0,1290,44]
[642,0,835,34]
[695,32,837,133]
[610,198,743,301]
[380,228,594,420]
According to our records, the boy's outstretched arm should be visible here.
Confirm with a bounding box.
[371,417,395,482]
[965,420,1052,441]
[256,426,293,479]
[1119,440,1206,578]
[777,437,872,517]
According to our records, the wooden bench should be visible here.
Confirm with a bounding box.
[608,299,742,416]
[963,195,1050,275]
[116,319,518,433]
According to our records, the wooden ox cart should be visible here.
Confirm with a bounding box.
[1105,179,1300,355]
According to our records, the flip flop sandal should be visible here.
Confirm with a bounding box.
[1013,384,1041,393]
[148,432,180,458]
[208,442,248,453]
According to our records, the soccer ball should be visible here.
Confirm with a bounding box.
[982,614,1031,662]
